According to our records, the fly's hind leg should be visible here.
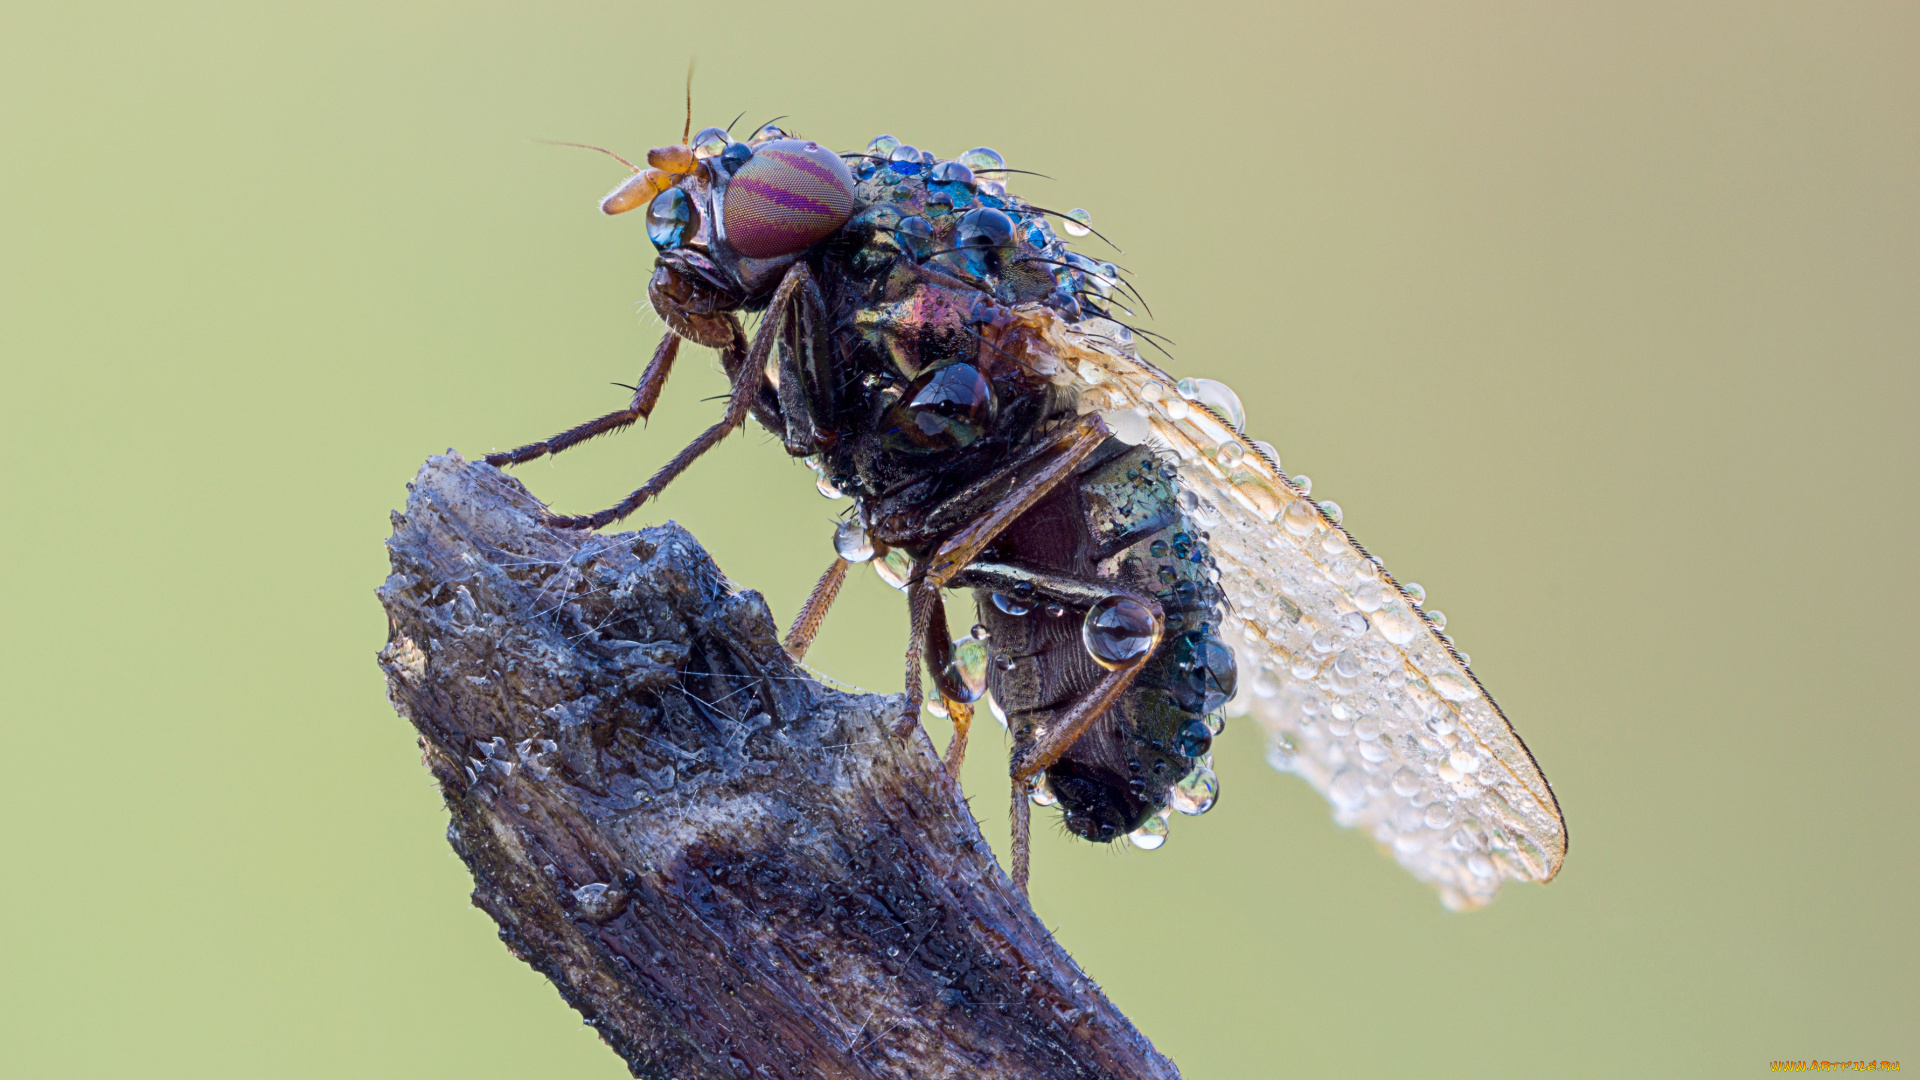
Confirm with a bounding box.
[486,333,682,467]
[955,560,1165,894]
[890,414,1112,737]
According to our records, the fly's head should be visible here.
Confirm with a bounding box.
[599,123,858,350]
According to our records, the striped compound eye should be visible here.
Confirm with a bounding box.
[722,139,857,259]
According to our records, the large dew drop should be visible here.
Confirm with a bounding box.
[1176,377,1247,432]
[1082,595,1158,669]
[1062,207,1093,237]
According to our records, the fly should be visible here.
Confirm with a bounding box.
[485,116,1567,907]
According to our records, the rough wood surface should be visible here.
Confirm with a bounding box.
[376,453,1183,1080]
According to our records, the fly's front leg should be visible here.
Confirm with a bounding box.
[548,264,812,530]
[486,333,682,467]
[770,272,837,455]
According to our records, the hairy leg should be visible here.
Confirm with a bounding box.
[486,333,681,467]
[547,264,814,530]
[782,556,849,661]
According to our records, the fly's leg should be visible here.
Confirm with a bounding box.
[769,274,837,455]
[782,556,849,662]
[547,263,813,530]
[913,590,975,776]
[486,332,682,467]
[890,414,1110,736]
[1010,774,1033,893]
[952,560,1163,895]
[945,700,972,778]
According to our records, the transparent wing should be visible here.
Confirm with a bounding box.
[998,307,1567,909]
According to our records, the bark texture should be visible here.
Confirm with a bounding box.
[375,452,1182,1080]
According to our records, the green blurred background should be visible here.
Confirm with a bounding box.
[3,1,1913,1075]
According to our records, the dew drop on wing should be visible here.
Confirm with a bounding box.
[956,146,1005,176]
[1175,377,1247,432]
[867,133,901,156]
[1062,207,1093,237]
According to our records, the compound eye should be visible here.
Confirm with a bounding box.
[722,139,857,259]
[646,187,699,250]
[883,363,996,454]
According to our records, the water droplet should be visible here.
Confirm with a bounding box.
[1148,539,1169,558]
[867,134,901,156]
[1390,767,1421,796]
[1317,500,1343,525]
[1061,207,1093,237]
[956,146,1005,177]
[991,592,1030,616]
[1403,582,1426,606]
[1175,718,1213,758]
[1030,775,1058,806]
[1282,498,1319,536]
[1045,603,1065,618]
[1311,629,1337,654]
[1430,670,1475,702]
[1266,737,1298,771]
[970,623,989,641]
[1127,815,1169,850]
[940,639,989,702]
[1354,715,1382,741]
[889,142,922,163]
[1423,711,1456,737]
[816,474,844,499]
[894,214,934,261]
[1205,712,1226,736]
[1467,852,1494,878]
[1100,407,1150,444]
[691,126,730,159]
[1448,747,1483,774]
[1215,440,1245,466]
[1450,827,1479,852]
[1374,603,1419,646]
[750,122,788,145]
[1456,650,1471,666]
[873,548,914,590]
[929,159,975,187]
[1339,612,1370,637]
[1353,582,1383,612]
[1169,766,1219,815]
[1427,609,1447,631]
[1333,650,1362,678]
[1328,769,1369,810]
[1175,377,1247,432]
[1291,474,1312,495]
[572,883,628,923]
[1160,396,1190,420]
[1289,652,1318,679]
[1424,802,1455,829]
[1251,440,1281,471]
[834,520,874,563]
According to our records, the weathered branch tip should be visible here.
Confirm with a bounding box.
[375,452,1181,1080]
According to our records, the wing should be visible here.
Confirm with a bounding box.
[993,306,1567,909]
